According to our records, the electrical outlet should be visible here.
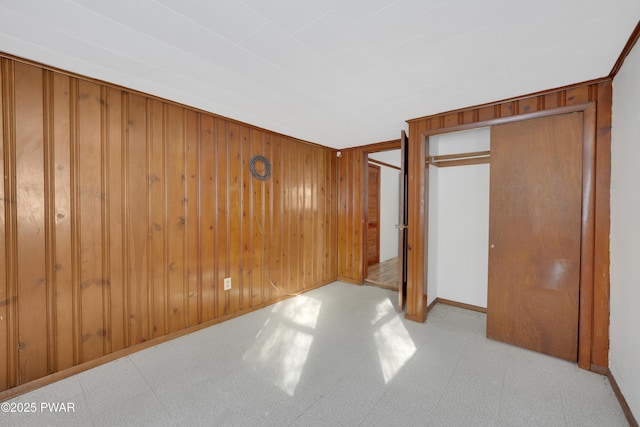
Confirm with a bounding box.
[223,277,232,291]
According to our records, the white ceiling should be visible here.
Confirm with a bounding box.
[1,0,638,148]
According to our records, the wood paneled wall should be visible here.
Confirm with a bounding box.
[0,56,338,396]
[337,148,365,283]
[405,80,612,369]
[337,139,400,284]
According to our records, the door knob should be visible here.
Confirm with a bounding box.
[395,224,408,230]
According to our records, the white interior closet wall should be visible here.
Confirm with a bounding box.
[379,165,400,262]
[427,128,490,308]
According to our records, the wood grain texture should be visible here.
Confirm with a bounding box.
[592,81,612,368]
[487,113,583,362]
[578,104,597,369]
[405,119,429,322]
[0,54,338,395]
[406,79,612,370]
[0,58,16,391]
[364,257,399,290]
[15,62,48,383]
[366,164,380,266]
[337,148,365,283]
[337,140,400,284]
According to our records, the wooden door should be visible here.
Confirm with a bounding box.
[367,164,381,266]
[398,131,409,312]
[487,113,583,362]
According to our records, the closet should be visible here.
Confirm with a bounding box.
[427,127,490,311]
[427,112,585,362]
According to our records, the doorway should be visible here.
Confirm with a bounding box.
[364,149,402,291]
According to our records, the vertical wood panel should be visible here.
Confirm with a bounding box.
[120,93,131,349]
[315,147,323,283]
[406,119,428,322]
[69,78,81,364]
[15,63,48,383]
[304,145,314,288]
[478,106,494,122]
[1,59,19,390]
[518,97,539,114]
[148,99,166,338]
[328,149,338,283]
[269,136,283,299]
[314,147,322,285]
[259,132,268,302]
[283,138,293,293]
[215,120,229,317]
[315,147,324,286]
[106,87,125,353]
[443,113,458,128]
[51,73,73,371]
[325,149,333,284]
[263,135,273,301]
[165,104,187,333]
[337,149,351,281]
[593,81,612,368]
[337,150,348,280]
[328,147,337,281]
[578,106,597,369]
[282,140,291,292]
[499,102,514,118]
[0,58,10,391]
[353,150,365,283]
[565,86,590,105]
[186,110,200,327]
[288,138,297,292]
[250,131,264,306]
[77,79,105,362]
[543,92,559,109]
[240,128,251,307]
[199,115,215,321]
[462,110,477,124]
[294,143,303,291]
[300,144,308,289]
[292,143,303,292]
[126,93,149,345]
[228,123,242,314]
[99,86,112,357]
[43,71,55,374]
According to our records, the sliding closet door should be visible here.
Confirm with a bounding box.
[487,113,583,362]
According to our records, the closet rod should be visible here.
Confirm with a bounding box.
[427,150,491,165]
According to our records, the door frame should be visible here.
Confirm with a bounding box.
[366,163,381,267]
[406,102,597,370]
